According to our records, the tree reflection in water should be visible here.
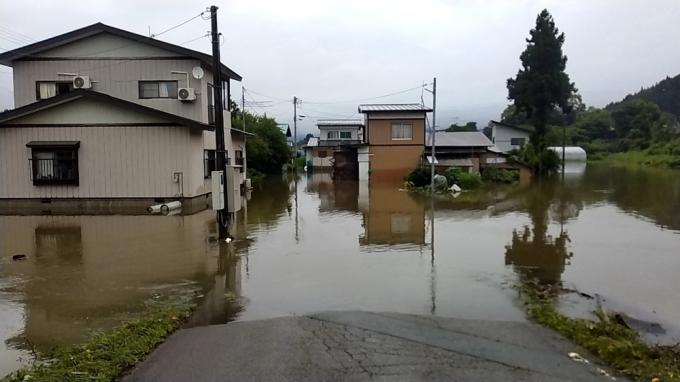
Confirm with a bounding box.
[505,179,580,290]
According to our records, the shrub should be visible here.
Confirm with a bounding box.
[405,166,431,187]
[481,167,519,184]
[457,172,482,189]
[444,167,463,185]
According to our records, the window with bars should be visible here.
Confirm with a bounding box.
[27,142,80,186]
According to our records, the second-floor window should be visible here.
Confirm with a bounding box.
[510,137,526,146]
[340,131,351,139]
[391,122,413,140]
[204,150,216,178]
[235,150,244,166]
[207,84,215,125]
[138,80,178,99]
[36,81,73,100]
[327,131,339,139]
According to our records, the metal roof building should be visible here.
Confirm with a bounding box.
[358,104,433,113]
[316,119,364,127]
[429,131,494,148]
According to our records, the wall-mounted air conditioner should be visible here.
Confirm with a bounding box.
[72,75,92,89]
[178,88,196,101]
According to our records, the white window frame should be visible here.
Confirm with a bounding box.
[327,130,340,139]
[391,122,413,140]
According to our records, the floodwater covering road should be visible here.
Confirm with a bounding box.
[1,163,679,376]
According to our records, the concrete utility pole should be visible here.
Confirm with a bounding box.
[293,96,298,150]
[429,77,437,191]
[210,5,229,237]
[242,85,247,178]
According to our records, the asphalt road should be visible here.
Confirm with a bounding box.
[123,311,623,381]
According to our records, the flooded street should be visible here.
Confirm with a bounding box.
[1,163,680,376]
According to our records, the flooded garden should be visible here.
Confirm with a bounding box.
[1,163,679,376]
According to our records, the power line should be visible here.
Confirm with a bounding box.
[179,32,210,46]
[150,12,205,38]
[0,26,35,43]
[301,84,430,105]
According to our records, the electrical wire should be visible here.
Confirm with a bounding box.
[150,12,205,38]
[0,26,35,44]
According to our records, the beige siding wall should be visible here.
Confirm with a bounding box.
[0,125,206,199]
[13,58,207,121]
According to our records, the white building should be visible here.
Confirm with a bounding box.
[489,120,532,153]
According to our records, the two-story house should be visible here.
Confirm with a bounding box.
[304,119,363,170]
[0,23,248,214]
[358,103,432,181]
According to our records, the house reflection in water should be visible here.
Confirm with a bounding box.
[0,212,240,353]
[359,183,426,247]
[306,174,427,248]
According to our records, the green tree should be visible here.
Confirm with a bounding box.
[507,9,576,175]
[570,107,613,143]
[231,103,289,174]
[445,121,478,132]
[610,99,662,149]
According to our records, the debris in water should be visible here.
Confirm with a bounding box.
[568,352,590,364]
[225,237,233,243]
[595,367,616,380]
[12,254,27,261]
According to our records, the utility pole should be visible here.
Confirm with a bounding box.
[242,85,247,178]
[293,96,298,150]
[210,5,229,237]
[429,77,437,191]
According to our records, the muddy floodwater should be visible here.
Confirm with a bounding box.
[1,163,680,375]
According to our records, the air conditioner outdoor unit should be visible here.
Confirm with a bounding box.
[178,87,196,101]
[72,75,92,89]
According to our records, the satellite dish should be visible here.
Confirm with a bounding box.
[192,67,204,80]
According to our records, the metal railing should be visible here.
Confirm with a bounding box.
[29,158,79,185]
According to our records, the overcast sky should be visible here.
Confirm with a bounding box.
[1,0,679,136]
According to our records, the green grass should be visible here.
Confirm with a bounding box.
[519,282,680,381]
[2,304,195,382]
[592,150,680,168]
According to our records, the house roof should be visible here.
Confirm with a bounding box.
[0,22,241,81]
[305,137,319,147]
[489,120,533,133]
[430,131,493,148]
[358,103,432,113]
[231,127,255,137]
[0,89,214,131]
[316,119,364,127]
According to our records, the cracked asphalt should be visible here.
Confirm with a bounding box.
[122,311,624,381]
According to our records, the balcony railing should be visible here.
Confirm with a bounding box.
[317,139,362,147]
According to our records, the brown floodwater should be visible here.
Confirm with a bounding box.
[1,163,679,375]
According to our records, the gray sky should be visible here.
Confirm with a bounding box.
[1,0,679,136]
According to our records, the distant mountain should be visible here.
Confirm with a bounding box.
[607,74,680,118]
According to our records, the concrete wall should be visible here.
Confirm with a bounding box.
[369,146,423,181]
[492,124,530,153]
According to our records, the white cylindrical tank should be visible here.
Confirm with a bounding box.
[160,201,182,213]
[548,146,587,161]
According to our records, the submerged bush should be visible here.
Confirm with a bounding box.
[444,167,481,189]
[481,167,519,184]
[405,166,431,187]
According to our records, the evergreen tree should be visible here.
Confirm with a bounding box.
[507,9,576,175]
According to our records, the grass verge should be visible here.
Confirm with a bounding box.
[518,282,680,381]
[1,304,194,382]
[592,151,680,168]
